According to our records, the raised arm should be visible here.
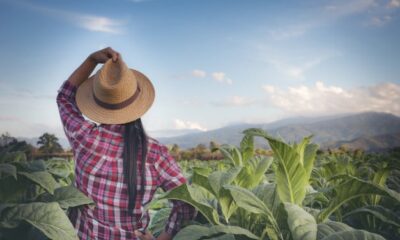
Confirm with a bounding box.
[56,47,120,147]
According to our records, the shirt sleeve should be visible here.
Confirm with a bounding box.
[56,80,97,149]
[156,144,198,237]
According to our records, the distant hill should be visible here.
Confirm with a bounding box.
[15,112,400,152]
[326,132,400,152]
[158,112,400,151]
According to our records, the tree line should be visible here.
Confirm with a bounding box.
[0,132,67,160]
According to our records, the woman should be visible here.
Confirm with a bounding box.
[57,47,196,240]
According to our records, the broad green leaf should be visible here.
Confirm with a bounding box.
[46,159,73,179]
[370,167,390,205]
[0,176,30,203]
[320,230,385,240]
[0,163,17,179]
[343,205,400,228]
[240,133,254,163]
[156,184,220,225]
[283,202,317,240]
[174,224,259,240]
[208,167,242,197]
[216,145,243,166]
[37,186,94,209]
[244,128,309,204]
[317,175,400,222]
[218,188,237,223]
[0,202,79,240]
[253,183,281,216]
[293,136,311,166]
[148,208,171,236]
[317,221,353,239]
[237,156,273,188]
[205,167,242,222]
[224,185,270,215]
[192,169,214,195]
[224,185,281,237]
[18,171,58,194]
[303,143,318,180]
[0,151,26,164]
[15,160,46,172]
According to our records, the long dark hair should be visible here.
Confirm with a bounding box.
[123,118,148,216]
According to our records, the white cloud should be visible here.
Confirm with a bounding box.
[11,1,125,34]
[388,0,400,8]
[76,15,123,34]
[192,69,206,78]
[368,15,393,26]
[262,85,276,93]
[212,72,233,84]
[267,0,389,39]
[262,81,400,116]
[174,119,207,131]
[266,57,327,80]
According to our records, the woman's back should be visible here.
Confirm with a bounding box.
[57,50,196,239]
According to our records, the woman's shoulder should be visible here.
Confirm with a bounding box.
[146,136,169,157]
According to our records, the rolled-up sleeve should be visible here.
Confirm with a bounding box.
[156,145,197,236]
[56,80,97,148]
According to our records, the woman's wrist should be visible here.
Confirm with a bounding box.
[87,54,98,65]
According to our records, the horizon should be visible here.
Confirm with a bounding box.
[1,0,399,141]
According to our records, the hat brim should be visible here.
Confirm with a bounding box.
[75,69,155,124]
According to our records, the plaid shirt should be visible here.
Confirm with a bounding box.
[57,80,196,240]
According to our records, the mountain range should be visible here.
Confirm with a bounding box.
[17,112,400,152]
[158,112,400,151]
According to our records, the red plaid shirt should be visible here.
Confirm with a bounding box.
[57,80,196,239]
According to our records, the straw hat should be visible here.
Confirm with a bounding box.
[76,59,155,124]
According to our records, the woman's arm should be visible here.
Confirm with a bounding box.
[68,47,119,87]
[57,47,120,147]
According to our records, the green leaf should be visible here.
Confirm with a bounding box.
[0,163,17,179]
[317,221,386,239]
[224,185,270,215]
[156,184,220,225]
[317,221,353,239]
[244,128,309,205]
[320,230,385,240]
[240,133,254,164]
[174,224,259,240]
[0,202,79,240]
[216,145,243,166]
[317,175,400,222]
[37,186,94,209]
[253,183,281,216]
[283,202,317,240]
[236,156,273,188]
[224,185,281,237]
[18,171,58,195]
[303,143,319,180]
[46,159,73,179]
[370,167,390,205]
[148,208,171,236]
[192,168,214,195]
[208,167,242,197]
[343,205,400,228]
[0,176,30,203]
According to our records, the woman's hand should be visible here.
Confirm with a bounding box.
[134,229,156,240]
[88,47,120,64]
[67,47,120,87]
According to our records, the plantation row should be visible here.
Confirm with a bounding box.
[0,128,399,239]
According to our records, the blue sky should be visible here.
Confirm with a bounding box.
[0,0,399,139]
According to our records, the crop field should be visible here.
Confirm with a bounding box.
[0,128,399,240]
